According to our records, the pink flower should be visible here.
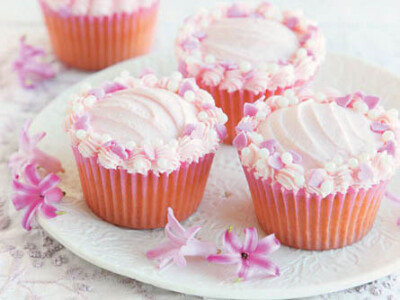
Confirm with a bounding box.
[9,120,63,176]
[208,227,280,281]
[12,164,65,231]
[146,208,217,269]
[13,36,56,89]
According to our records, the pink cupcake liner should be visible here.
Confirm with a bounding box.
[73,147,214,229]
[39,0,159,70]
[244,168,388,250]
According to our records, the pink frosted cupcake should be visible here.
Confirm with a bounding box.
[64,71,227,229]
[39,0,160,70]
[176,2,325,143]
[234,90,400,250]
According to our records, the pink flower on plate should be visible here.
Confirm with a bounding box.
[208,227,280,281]
[146,208,217,269]
[13,36,56,89]
[12,164,65,231]
[9,120,63,176]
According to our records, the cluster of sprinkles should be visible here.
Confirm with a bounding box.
[234,90,400,197]
[65,71,228,175]
[175,1,325,93]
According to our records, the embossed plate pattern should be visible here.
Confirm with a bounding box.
[32,52,400,299]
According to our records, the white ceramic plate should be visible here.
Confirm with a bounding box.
[32,52,400,299]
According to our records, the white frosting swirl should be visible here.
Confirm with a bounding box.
[258,101,381,169]
[88,87,198,145]
[201,18,299,65]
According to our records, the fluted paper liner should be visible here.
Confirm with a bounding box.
[73,147,214,229]
[39,0,159,70]
[197,82,284,144]
[244,168,388,250]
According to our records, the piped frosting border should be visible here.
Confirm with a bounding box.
[234,89,400,197]
[40,0,159,17]
[175,1,326,94]
[65,71,228,175]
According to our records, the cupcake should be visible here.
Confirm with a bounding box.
[39,0,160,70]
[64,71,227,229]
[234,90,400,250]
[175,2,325,143]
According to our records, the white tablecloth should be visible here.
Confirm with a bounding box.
[1,0,400,299]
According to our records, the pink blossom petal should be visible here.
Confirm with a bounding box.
[38,173,61,192]
[181,240,217,257]
[178,78,197,96]
[223,228,243,253]
[22,203,39,231]
[243,228,258,253]
[12,179,38,195]
[173,253,187,267]
[41,204,58,218]
[181,38,199,51]
[215,124,227,140]
[248,256,280,276]
[193,32,206,40]
[260,139,277,153]
[308,169,327,187]
[236,121,254,132]
[335,94,352,108]
[237,261,251,279]
[227,3,246,18]
[243,103,258,117]
[24,164,42,186]
[178,61,188,77]
[165,208,187,245]
[32,148,64,174]
[378,140,396,156]
[88,88,105,99]
[357,163,373,181]
[254,234,280,256]
[146,241,177,260]
[44,187,64,203]
[370,121,389,133]
[183,124,197,136]
[12,194,40,211]
[268,153,284,170]
[397,217,400,227]
[288,150,302,164]
[13,36,56,89]
[385,191,400,203]
[363,95,380,110]
[207,253,241,264]
[286,17,299,29]
[103,81,127,94]
[233,132,248,150]
[75,114,90,130]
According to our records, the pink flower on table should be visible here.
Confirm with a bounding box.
[9,120,63,176]
[208,227,280,281]
[12,164,65,231]
[13,36,56,89]
[146,208,217,269]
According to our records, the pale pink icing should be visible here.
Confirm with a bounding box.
[234,90,400,197]
[175,2,325,93]
[65,71,227,175]
[42,0,158,16]
[201,18,299,65]
[259,101,382,169]
[88,87,198,145]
